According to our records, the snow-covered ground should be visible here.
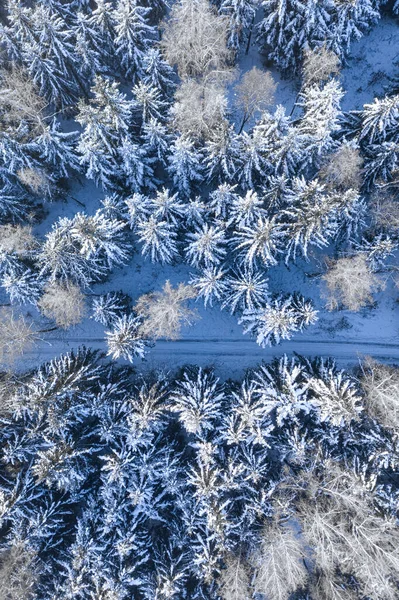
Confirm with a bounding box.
[13,14,399,377]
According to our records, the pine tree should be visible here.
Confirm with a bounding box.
[168,136,203,198]
[132,81,168,125]
[209,183,240,221]
[105,313,148,362]
[92,291,131,326]
[228,190,265,228]
[232,216,284,267]
[297,79,344,166]
[73,10,106,80]
[204,123,243,183]
[118,137,156,192]
[142,48,177,97]
[239,293,317,346]
[31,118,80,178]
[87,0,116,68]
[220,0,259,49]
[148,188,186,225]
[170,367,224,435]
[114,0,155,81]
[222,265,269,314]
[190,266,228,307]
[142,118,171,165]
[256,0,332,73]
[185,223,226,268]
[136,216,179,263]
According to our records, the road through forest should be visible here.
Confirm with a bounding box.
[24,336,399,378]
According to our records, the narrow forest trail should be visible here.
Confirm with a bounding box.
[23,336,399,378]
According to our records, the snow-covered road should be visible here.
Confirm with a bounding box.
[23,336,399,378]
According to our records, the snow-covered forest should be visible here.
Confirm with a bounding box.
[0,0,398,598]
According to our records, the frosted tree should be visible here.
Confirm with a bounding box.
[161,0,232,79]
[235,67,277,133]
[38,281,86,329]
[360,358,399,433]
[168,136,203,197]
[185,196,208,227]
[232,216,284,267]
[222,265,269,314]
[136,216,179,263]
[219,555,252,600]
[135,281,198,340]
[114,0,155,81]
[190,266,228,307]
[185,223,226,268]
[302,45,340,86]
[322,254,384,311]
[172,79,228,141]
[320,142,363,190]
[251,523,308,600]
[0,307,36,366]
[105,313,148,362]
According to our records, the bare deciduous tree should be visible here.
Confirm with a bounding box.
[172,78,228,140]
[135,280,198,340]
[16,168,52,197]
[38,281,86,329]
[235,67,277,133]
[0,307,37,367]
[0,224,37,256]
[298,463,399,600]
[0,542,38,600]
[0,68,46,135]
[251,521,308,600]
[370,189,399,230]
[360,358,399,432]
[320,143,363,190]
[219,555,252,600]
[322,255,384,311]
[303,46,340,86]
[161,0,232,80]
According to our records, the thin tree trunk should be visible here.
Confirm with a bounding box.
[245,14,256,55]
